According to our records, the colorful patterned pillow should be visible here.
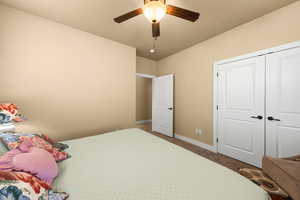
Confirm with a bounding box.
[21,136,70,162]
[48,190,69,200]
[40,134,69,151]
[0,171,69,200]
[0,181,43,199]
[0,133,36,149]
[0,112,12,124]
[0,133,70,162]
[0,103,24,123]
[0,141,8,156]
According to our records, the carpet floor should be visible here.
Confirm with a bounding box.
[136,123,291,200]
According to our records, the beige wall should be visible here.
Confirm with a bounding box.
[157,1,300,145]
[136,77,152,121]
[136,56,157,76]
[0,5,136,141]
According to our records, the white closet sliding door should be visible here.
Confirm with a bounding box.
[266,47,300,158]
[217,45,300,167]
[217,56,265,167]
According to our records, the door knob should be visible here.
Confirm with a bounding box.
[267,116,281,121]
[251,115,263,120]
[168,107,173,110]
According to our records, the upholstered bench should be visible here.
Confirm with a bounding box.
[263,155,300,200]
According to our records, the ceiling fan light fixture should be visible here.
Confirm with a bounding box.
[143,1,166,23]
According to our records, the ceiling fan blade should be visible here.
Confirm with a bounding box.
[114,8,143,23]
[152,23,160,38]
[166,5,200,22]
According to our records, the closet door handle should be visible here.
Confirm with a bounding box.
[251,115,263,120]
[267,116,281,121]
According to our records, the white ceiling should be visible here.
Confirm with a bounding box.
[0,0,297,60]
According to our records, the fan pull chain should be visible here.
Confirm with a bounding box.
[150,37,157,53]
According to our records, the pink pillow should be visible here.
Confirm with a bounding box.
[13,147,58,185]
[0,139,58,185]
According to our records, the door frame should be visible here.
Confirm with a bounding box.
[136,73,156,79]
[136,73,156,124]
[213,40,300,154]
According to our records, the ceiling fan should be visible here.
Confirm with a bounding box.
[114,0,200,38]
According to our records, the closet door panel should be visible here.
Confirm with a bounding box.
[266,47,300,158]
[218,56,265,167]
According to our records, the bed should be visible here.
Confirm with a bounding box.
[53,128,270,200]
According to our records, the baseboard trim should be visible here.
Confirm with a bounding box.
[174,134,217,153]
[136,120,152,125]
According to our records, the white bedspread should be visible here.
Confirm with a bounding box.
[53,128,270,200]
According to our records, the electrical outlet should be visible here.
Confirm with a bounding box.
[198,129,202,135]
[195,128,203,136]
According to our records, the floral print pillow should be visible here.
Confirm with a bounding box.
[0,112,12,124]
[48,190,69,200]
[0,133,37,149]
[0,103,24,124]
[22,136,70,162]
[0,181,41,200]
[0,171,69,200]
[0,133,70,162]
[40,134,69,151]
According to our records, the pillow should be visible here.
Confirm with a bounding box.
[0,141,8,156]
[0,133,36,149]
[0,133,70,162]
[48,190,69,200]
[0,181,43,199]
[0,103,24,123]
[20,136,70,162]
[0,132,69,151]
[40,134,69,151]
[0,139,59,185]
[0,171,69,200]
[0,112,12,124]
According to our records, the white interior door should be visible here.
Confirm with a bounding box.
[217,56,265,167]
[152,74,174,137]
[266,47,300,158]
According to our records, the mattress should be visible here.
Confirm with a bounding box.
[53,128,270,200]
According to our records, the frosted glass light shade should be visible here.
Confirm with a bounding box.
[143,1,166,23]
